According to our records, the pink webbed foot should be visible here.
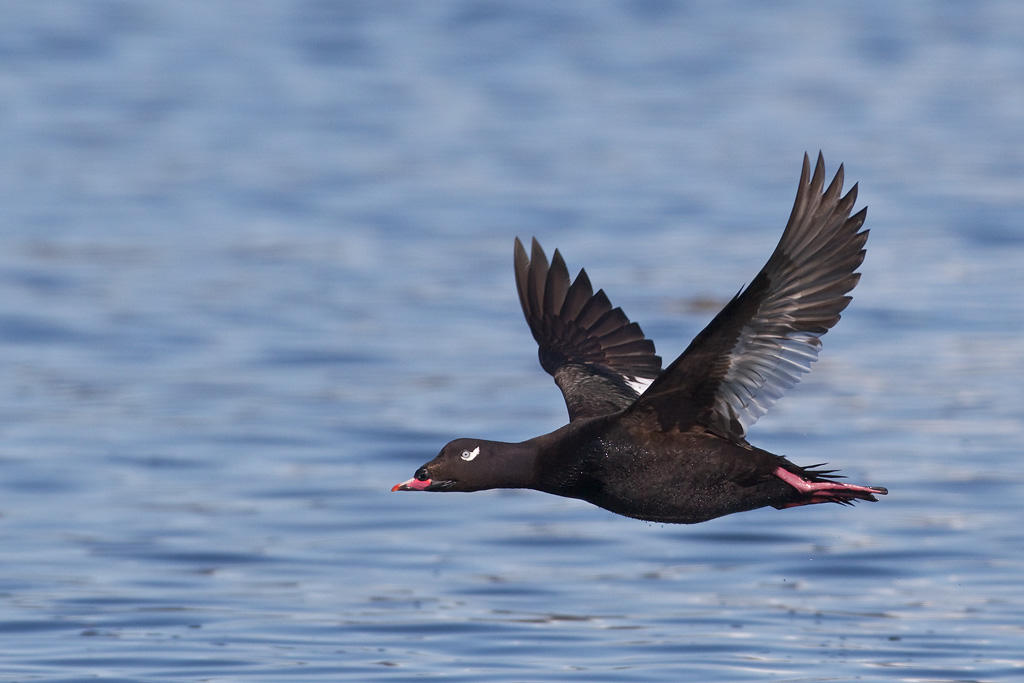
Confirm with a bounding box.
[773,466,887,508]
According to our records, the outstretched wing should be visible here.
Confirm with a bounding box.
[628,152,868,441]
[514,237,662,421]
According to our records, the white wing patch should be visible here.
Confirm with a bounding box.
[460,446,480,461]
[625,376,655,395]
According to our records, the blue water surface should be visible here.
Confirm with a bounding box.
[1,1,1022,681]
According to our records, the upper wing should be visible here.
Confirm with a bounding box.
[514,237,662,421]
[627,152,868,441]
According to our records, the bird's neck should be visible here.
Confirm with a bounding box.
[480,440,541,490]
[524,416,612,495]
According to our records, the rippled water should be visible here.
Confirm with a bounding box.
[1,1,1022,681]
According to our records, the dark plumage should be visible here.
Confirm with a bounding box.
[393,153,886,524]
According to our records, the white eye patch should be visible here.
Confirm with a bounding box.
[460,446,480,461]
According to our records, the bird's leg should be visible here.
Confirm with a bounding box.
[773,466,887,507]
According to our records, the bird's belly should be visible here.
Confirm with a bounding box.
[576,448,791,524]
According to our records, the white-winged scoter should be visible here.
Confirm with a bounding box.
[393,153,886,523]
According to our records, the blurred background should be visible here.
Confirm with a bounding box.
[0,1,1021,680]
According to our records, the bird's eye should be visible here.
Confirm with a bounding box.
[460,446,480,461]
[414,467,429,481]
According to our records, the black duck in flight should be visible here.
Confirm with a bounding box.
[393,153,886,524]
